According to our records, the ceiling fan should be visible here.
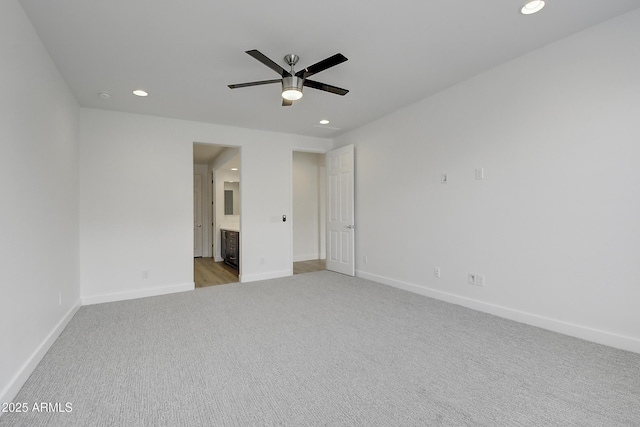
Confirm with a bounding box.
[228,49,349,106]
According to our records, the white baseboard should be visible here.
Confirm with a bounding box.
[0,300,81,406]
[356,270,640,354]
[240,269,292,283]
[81,282,194,305]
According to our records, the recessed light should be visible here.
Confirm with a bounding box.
[319,119,330,125]
[99,91,111,99]
[521,0,545,15]
[133,89,149,97]
[231,168,238,171]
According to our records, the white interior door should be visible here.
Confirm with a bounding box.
[194,173,203,257]
[326,145,355,276]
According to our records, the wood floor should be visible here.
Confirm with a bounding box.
[194,258,239,288]
[194,258,326,288]
[293,259,326,275]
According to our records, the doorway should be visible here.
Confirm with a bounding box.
[193,143,240,287]
[292,151,327,274]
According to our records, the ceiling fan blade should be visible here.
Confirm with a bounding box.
[303,79,349,96]
[282,99,293,107]
[296,53,347,79]
[246,49,291,77]
[228,79,281,89]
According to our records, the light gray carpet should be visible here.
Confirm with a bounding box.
[2,271,640,426]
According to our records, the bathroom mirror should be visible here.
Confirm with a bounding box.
[224,181,239,215]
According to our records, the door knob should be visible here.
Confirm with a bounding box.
[345,225,355,229]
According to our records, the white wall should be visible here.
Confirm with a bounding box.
[79,108,331,304]
[334,9,640,353]
[79,109,194,303]
[239,142,294,281]
[293,152,326,261]
[0,0,80,404]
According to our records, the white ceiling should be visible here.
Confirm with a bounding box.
[19,0,640,139]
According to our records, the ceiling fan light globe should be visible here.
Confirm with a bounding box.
[282,76,304,101]
[282,89,303,101]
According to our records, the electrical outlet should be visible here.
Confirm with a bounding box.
[364,255,368,264]
[476,275,485,287]
[468,273,476,285]
[434,267,441,278]
[142,270,150,279]
[475,168,484,180]
[441,173,448,184]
